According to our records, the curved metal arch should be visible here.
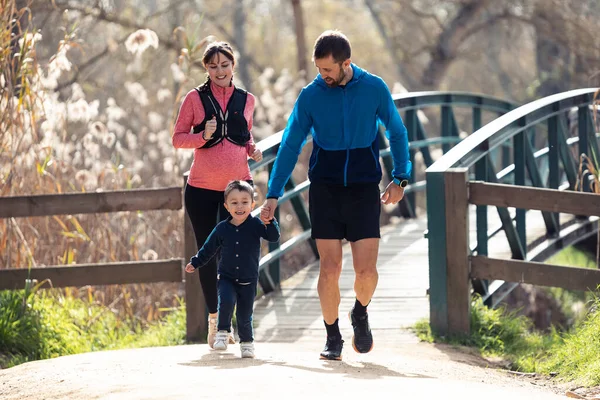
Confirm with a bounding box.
[427,88,597,173]
[254,91,517,162]
[426,88,599,317]
[249,91,519,291]
[392,91,515,113]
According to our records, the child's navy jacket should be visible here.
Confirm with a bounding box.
[190,216,280,283]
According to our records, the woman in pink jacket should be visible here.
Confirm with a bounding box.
[172,41,262,348]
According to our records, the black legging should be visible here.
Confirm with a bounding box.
[184,181,253,314]
[184,184,228,314]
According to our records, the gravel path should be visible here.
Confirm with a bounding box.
[0,340,568,399]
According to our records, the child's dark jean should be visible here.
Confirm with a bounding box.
[217,276,257,343]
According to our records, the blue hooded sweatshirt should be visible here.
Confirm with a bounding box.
[266,64,412,199]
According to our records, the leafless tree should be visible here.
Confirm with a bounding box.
[290,0,308,74]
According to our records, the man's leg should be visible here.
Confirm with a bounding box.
[350,238,380,307]
[347,238,379,354]
[316,239,343,323]
[316,239,344,360]
[309,182,346,359]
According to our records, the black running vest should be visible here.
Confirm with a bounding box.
[192,86,251,148]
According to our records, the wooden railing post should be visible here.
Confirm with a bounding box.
[183,173,207,342]
[445,169,471,335]
[427,168,470,336]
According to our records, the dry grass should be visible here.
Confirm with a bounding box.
[0,1,186,325]
[0,0,314,329]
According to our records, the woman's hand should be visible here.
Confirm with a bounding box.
[204,116,217,139]
[251,148,263,162]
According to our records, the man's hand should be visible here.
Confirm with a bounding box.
[185,263,196,273]
[260,198,278,224]
[381,181,405,205]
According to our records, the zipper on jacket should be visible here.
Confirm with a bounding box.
[344,149,349,186]
[342,87,348,186]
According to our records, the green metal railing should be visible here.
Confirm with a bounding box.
[251,91,516,293]
[426,88,599,335]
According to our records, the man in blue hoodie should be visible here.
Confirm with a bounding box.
[260,30,412,360]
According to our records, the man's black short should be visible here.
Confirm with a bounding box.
[309,182,381,242]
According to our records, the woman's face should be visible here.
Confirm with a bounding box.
[205,52,234,88]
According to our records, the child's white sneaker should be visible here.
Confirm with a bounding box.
[229,326,236,344]
[240,342,255,358]
[213,331,229,351]
[207,316,218,349]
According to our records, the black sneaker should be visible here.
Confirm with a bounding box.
[349,310,374,353]
[319,336,344,360]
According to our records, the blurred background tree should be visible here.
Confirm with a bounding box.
[1,0,599,331]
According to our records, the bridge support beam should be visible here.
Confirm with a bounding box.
[426,168,470,336]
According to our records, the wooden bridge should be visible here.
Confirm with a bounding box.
[1,88,600,344]
[253,217,430,345]
[252,202,582,345]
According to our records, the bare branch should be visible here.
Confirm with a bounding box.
[408,44,433,58]
[203,17,266,73]
[46,0,267,90]
[421,0,493,88]
[461,11,532,43]
[54,34,128,91]
[364,0,419,89]
[407,2,444,30]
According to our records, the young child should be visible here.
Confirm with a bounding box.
[185,180,280,358]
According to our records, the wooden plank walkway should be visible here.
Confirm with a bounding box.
[253,205,561,345]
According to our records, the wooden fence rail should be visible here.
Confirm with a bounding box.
[441,169,600,335]
[0,187,182,218]
[0,260,182,290]
[0,183,208,343]
[470,256,600,292]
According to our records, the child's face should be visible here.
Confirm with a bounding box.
[224,189,255,224]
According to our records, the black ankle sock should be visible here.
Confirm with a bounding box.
[353,298,369,316]
[324,318,341,339]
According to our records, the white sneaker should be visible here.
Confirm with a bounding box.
[240,342,255,358]
[229,326,236,344]
[207,317,217,349]
[213,331,229,351]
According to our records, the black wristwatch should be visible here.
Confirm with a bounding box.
[392,177,409,188]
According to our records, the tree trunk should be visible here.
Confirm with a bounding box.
[233,0,252,91]
[364,0,418,89]
[533,5,572,97]
[421,0,492,89]
[486,23,513,101]
[290,0,307,74]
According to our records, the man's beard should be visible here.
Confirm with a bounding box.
[325,67,346,88]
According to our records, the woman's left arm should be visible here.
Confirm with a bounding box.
[245,93,256,156]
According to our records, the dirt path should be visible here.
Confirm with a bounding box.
[0,339,569,400]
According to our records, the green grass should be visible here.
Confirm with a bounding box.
[0,286,186,368]
[544,246,598,326]
[414,296,557,364]
[546,245,597,269]
[534,305,600,386]
[414,244,600,387]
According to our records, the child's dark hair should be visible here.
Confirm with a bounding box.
[224,180,254,201]
[197,41,236,92]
